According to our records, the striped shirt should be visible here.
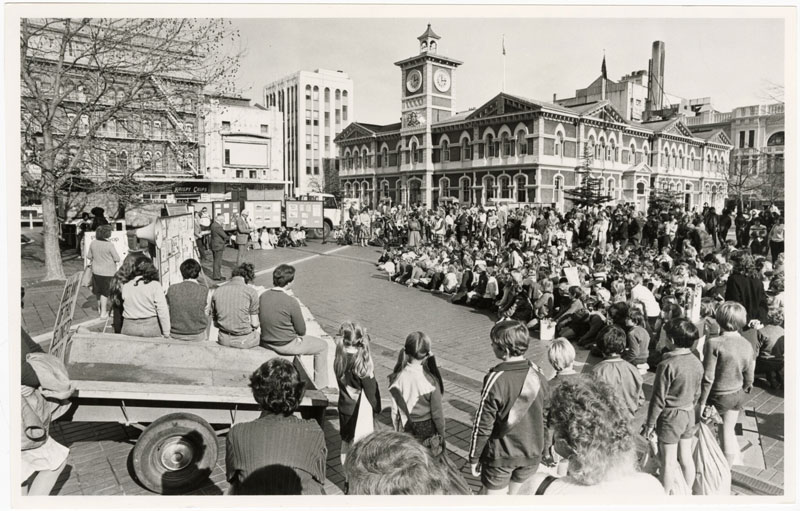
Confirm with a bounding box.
[211,277,259,336]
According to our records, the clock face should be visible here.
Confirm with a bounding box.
[406,69,422,93]
[434,69,451,92]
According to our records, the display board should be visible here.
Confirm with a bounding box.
[83,229,130,269]
[154,214,198,292]
[213,201,241,231]
[163,204,189,217]
[563,267,581,287]
[49,271,84,362]
[286,200,323,229]
[242,200,283,229]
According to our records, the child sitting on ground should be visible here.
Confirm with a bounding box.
[642,318,704,495]
[592,325,645,419]
[548,337,579,383]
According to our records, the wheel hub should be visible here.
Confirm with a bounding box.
[159,438,195,471]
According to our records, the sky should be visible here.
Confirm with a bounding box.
[230,18,785,125]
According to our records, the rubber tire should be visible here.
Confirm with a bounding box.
[131,412,218,495]
[310,220,332,240]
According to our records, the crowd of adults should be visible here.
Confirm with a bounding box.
[22,196,786,496]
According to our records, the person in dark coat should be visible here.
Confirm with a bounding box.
[735,211,748,248]
[724,251,768,323]
[90,207,109,231]
[704,207,719,248]
[210,214,230,280]
[628,212,642,248]
[717,208,732,245]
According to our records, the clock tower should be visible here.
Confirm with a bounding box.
[394,24,462,205]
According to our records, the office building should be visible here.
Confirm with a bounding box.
[264,69,354,196]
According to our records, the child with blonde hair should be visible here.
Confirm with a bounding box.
[334,321,380,469]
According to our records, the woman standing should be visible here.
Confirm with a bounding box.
[86,224,120,318]
[768,215,784,264]
[724,251,768,323]
[407,214,422,248]
[120,258,170,338]
[358,208,371,247]
[697,302,755,466]
[389,332,446,451]
[226,359,327,495]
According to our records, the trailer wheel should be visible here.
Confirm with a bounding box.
[132,412,218,494]
[310,220,332,239]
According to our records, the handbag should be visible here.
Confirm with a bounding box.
[352,391,375,443]
[21,387,50,451]
[81,266,93,288]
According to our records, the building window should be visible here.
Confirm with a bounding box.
[767,131,784,146]
[748,130,755,148]
[224,149,230,165]
[305,85,311,100]
[250,170,257,179]
[501,134,512,157]
[442,140,450,162]
[236,170,243,178]
[335,109,341,125]
[738,131,745,148]
[554,134,562,156]
[486,135,495,158]
[184,123,193,140]
[153,121,162,139]
[154,151,162,172]
[516,175,526,202]
[222,121,230,132]
[325,112,330,127]
[411,142,418,163]
[325,136,330,150]
[499,176,511,199]
[342,105,348,122]
[143,151,152,171]
[306,158,312,174]
[313,86,319,101]
[142,121,151,139]
[324,87,330,104]
[306,134,311,150]
[260,124,268,135]
[108,150,117,171]
[314,165,319,175]
[517,131,527,156]
[118,150,128,171]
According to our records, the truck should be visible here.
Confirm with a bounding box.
[298,192,343,238]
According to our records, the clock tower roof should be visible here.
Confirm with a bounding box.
[417,23,441,41]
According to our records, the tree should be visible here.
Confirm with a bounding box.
[21,18,240,281]
[724,152,768,212]
[564,143,613,207]
[647,188,683,218]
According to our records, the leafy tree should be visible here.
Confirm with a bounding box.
[647,188,683,218]
[21,18,240,281]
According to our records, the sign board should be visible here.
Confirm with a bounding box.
[563,267,581,287]
[242,200,282,229]
[213,201,241,231]
[163,204,189,217]
[49,271,84,362]
[83,230,130,269]
[286,200,323,229]
[154,214,198,292]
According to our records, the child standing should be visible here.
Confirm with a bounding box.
[643,318,704,494]
[469,321,549,495]
[334,322,381,468]
[592,326,645,419]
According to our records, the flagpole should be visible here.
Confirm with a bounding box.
[502,34,506,92]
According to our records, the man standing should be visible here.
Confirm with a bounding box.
[210,214,229,281]
[194,212,207,260]
[704,207,719,248]
[235,210,252,266]
[211,263,260,349]
[259,264,333,390]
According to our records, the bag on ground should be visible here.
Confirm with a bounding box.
[693,421,732,495]
[21,386,50,450]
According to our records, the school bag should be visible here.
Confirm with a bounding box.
[693,420,732,495]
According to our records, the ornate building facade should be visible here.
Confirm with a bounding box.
[336,26,731,212]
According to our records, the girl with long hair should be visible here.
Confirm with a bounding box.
[120,257,170,337]
[334,322,380,468]
[109,253,150,333]
[388,332,445,449]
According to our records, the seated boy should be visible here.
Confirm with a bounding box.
[591,325,645,419]
[643,318,703,495]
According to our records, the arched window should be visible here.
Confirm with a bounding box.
[154,151,162,172]
[462,138,472,160]
[142,120,151,139]
[663,148,670,168]
[517,130,527,156]
[382,181,390,198]
[118,150,128,171]
[516,175,527,202]
[153,121,162,139]
[108,149,117,171]
[409,180,422,204]
[324,87,330,104]
[484,176,496,201]
[335,89,341,101]
[486,134,495,158]
[381,147,388,167]
[607,178,616,197]
[440,177,450,197]
[430,41,437,53]
[643,146,650,166]
[442,140,450,162]
[143,151,152,172]
[355,151,362,168]
[554,133,563,157]
[305,85,312,100]
[636,182,645,195]
[460,177,471,203]
[499,176,511,199]
[501,133,513,157]
[767,131,785,146]
[410,141,418,163]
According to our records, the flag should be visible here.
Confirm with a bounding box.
[601,55,607,79]
[502,35,506,56]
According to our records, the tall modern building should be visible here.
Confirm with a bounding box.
[264,69,354,196]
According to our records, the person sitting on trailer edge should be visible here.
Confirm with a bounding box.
[211,263,260,349]
[166,259,210,342]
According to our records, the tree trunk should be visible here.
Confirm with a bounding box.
[41,191,67,282]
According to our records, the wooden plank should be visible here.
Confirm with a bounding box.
[69,362,213,386]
